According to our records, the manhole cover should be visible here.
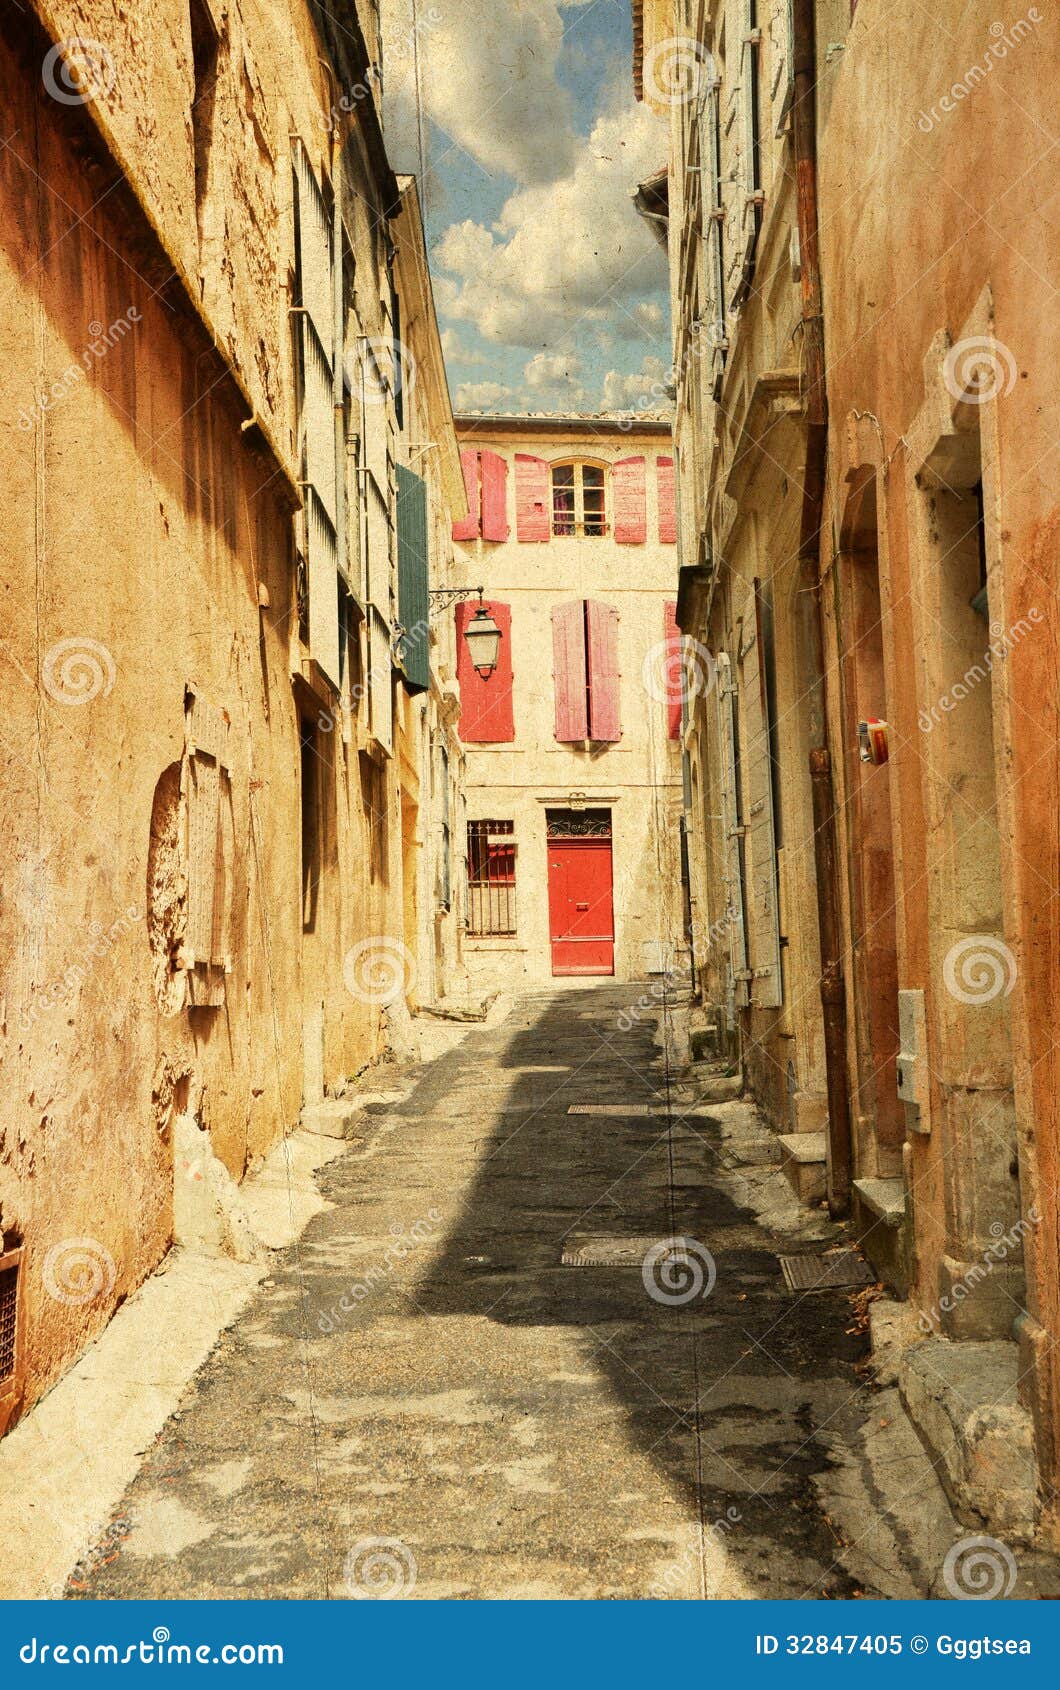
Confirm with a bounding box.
[778,1249,874,1293]
[561,1235,660,1267]
[567,1103,651,1116]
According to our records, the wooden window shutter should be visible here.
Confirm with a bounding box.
[612,456,647,544]
[715,654,751,1008]
[664,601,683,739]
[185,687,232,1008]
[456,599,514,742]
[586,600,621,742]
[480,450,510,542]
[396,463,430,693]
[770,0,796,136]
[551,599,589,740]
[740,589,783,1008]
[657,455,677,544]
[452,449,480,541]
[704,77,728,391]
[515,453,551,542]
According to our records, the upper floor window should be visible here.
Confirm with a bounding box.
[551,461,607,538]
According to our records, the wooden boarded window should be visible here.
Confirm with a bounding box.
[611,456,647,544]
[664,601,683,739]
[515,453,551,542]
[456,600,514,742]
[480,450,510,542]
[715,653,751,1009]
[657,455,677,544]
[184,687,232,1008]
[292,139,342,686]
[452,449,481,541]
[552,599,621,743]
[396,463,430,693]
[737,590,782,1009]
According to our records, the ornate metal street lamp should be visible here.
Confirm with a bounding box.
[427,586,502,680]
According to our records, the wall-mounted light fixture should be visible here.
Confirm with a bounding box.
[427,585,502,680]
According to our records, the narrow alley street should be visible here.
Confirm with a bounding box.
[60,992,966,1601]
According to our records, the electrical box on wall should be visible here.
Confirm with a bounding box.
[897,988,930,1134]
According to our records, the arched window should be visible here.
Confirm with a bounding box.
[551,460,608,538]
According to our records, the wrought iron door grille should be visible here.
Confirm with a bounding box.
[467,820,516,936]
[546,807,612,839]
[0,1259,19,1383]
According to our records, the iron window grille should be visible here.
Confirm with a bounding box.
[0,1248,20,1386]
[467,820,517,936]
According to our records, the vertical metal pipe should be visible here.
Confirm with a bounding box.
[792,0,852,1216]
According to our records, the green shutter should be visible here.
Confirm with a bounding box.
[396,463,430,693]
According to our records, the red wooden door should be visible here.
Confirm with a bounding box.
[547,839,615,976]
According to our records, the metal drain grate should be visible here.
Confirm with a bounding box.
[778,1249,874,1293]
[567,1103,651,1116]
[561,1235,660,1267]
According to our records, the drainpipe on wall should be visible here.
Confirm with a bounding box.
[791,0,852,1217]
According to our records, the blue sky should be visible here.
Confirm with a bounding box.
[383,0,672,414]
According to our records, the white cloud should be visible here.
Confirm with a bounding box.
[523,351,587,405]
[601,355,672,413]
[433,97,667,350]
[454,379,518,412]
[382,0,586,186]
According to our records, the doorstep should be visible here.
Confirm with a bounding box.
[899,1337,1038,1544]
[777,1131,827,1205]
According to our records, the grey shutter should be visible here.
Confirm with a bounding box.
[715,653,750,1009]
[738,2,762,293]
[702,76,728,392]
[738,602,782,1009]
[396,463,430,693]
[293,141,341,686]
[184,687,231,1009]
[770,0,795,135]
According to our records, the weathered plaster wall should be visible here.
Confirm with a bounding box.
[818,0,1060,1526]
[452,423,685,993]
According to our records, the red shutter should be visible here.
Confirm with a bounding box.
[586,600,621,742]
[657,455,677,544]
[552,600,588,741]
[455,600,514,742]
[480,449,510,542]
[664,600,682,739]
[452,449,480,541]
[515,453,551,542]
[612,456,646,544]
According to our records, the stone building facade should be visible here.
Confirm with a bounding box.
[0,2,466,1434]
[636,0,1060,1543]
[450,418,686,994]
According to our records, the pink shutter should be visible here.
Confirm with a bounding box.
[552,600,589,741]
[612,456,646,544]
[515,453,551,542]
[480,449,510,542]
[657,455,677,544]
[586,600,621,742]
[664,600,682,739]
[456,600,514,742]
[452,449,480,541]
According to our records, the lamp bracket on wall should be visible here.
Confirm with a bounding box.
[427,584,485,618]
